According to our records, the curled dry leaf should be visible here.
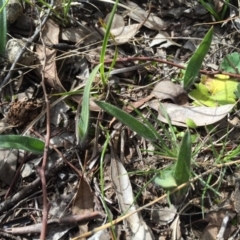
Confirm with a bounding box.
[148,101,234,127]
[112,24,140,44]
[126,0,165,31]
[101,13,140,44]
[150,32,181,48]
[152,81,188,105]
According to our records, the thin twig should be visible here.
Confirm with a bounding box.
[97,56,240,80]
[38,14,51,240]
[3,212,101,234]
[4,153,27,199]
[0,157,63,215]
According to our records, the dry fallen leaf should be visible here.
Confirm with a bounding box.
[110,145,154,240]
[72,177,94,237]
[150,32,181,48]
[111,24,140,44]
[148,101,234,127]
[36,19,65,92]
[100,13,140,44]
[126,0,165,31]
[152,81,188,105]
[201,210,236,240]
[0,149,17,185]
[60,26,101,44]
[151,205,176,225]
[105,13,125,36]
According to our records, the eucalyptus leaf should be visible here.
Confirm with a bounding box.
[184,27,213,90]
[95,101,157,141]
[0,135,44,154]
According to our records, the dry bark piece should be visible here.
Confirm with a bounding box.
[6,39,35,65]
[151,81,188,105]
[234,178,240,213]
[6,100,42,127]
[6,0,23,24]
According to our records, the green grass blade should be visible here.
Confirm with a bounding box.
[0,135,44,154]
[220,0,229,20]
[95,101,157,141]
[132,106,174,157]
[199,0,220,21]
[172,129,191,195]
[99,0,119,87]
[183,27,213,90]
[78,64,102,145]
[63,0,72,17]
[0,0,7,55]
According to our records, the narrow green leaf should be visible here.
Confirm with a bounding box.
[199,0,220,21]
[0,135,44,154]
[184,27,213,90]
[99,0,119,86]
[0,0,7,55]
[173,129,192,186]
[78,64,102,145]
[95,101,157,141]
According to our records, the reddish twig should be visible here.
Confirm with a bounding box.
[4,153,27,198]
[30,128,83,178]
[98,56,240,80]
[0,157,64,215]
[38,13,51,240]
